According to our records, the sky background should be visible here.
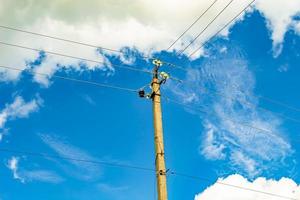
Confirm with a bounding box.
[0,0,300,199]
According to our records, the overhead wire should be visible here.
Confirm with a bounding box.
[163,97,290,141]
[259,95,300,113]
[204,89,300,125]
[0,25,188,72]
[0,146,296,200]
[0,3,297,200]
[165,0,219,51]
[164,75,300,125]
[0,41,152,75]
[177,0,234,56]
[2,41,299,126]
[0,148,155,172]
[188,0,256,58]
[0,65,138,93]
[0,25,139,57]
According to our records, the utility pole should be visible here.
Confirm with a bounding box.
[138,59,169,200]
[151,60,168,200]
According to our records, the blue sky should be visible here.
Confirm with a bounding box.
[0,0,300,200]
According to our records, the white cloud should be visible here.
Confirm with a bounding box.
[7,156,24,183]
[0,0,299,84]
[195,174,300,200]
[278,64,289,72]
[21,170,64,183]
[6,156,63,184]
[255,0,300,57]
[82,94,96,106]
[39,133,102,181]
[0,96,41,128]
[294,21,300,34]
[171,48,292,176]
[200,122,226,160]
[230,152,258,177]
[0,95,42,141]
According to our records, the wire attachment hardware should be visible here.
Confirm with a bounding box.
[152,59,163,67]
[159,71,170,84]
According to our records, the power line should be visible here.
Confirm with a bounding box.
[164,97,291,141]
[170,172,297,200]
[0,147,295,200]
[0,25,188,72]
[204,89,300,125]
[0,65,138,93]
[259,95,300,113]
[188,0,255,58]
[177,0,234,56]
[0,25,137,57]
[166,0,219,51]
[164,76,300,125]
[0,41,152,75]
[213,81,300,119]
[0,148,155,172]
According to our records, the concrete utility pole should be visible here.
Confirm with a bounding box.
[151,60,168,200]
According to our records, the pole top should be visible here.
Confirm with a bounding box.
[152,59,163,67]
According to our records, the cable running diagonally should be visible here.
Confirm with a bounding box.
[0,65,137,92]
[0,147,296,200]
[164,97,290,141]
[188,0,255,57]
[0,41,151,74]
[165,0,219,51]
[0,148,154,172]
[0,25,186,71]
[177,0,234,55]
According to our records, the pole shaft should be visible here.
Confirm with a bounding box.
[152,77,168,200]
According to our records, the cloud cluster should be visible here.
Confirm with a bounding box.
[195,174,300,200]
[171,47,292,177]
[6,156,63,183]
[7,156,23,182]
[0,0,299,85]
[0,95,42,141]
[256,0,300,57]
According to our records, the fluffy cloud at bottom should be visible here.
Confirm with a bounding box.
[195,174,300,200]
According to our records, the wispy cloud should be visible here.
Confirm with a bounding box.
[39,133,102,181]
[6,156,24,183]
[6,156,63,184]
[0,95,42,141]
[200,122,226,160]
[171,47,293,177]
[21,170,64,183]
[82,94,96,106]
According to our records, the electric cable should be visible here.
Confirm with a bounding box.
[0,147,295,200]
[164,97,290,141]
[0,41,152,75]
[188,0,255,57]
[0,148,155,172]
[177,0,234,56]
[0,25,188,72]
[0,65,138,93]
[166,0,219,51]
